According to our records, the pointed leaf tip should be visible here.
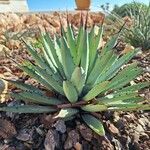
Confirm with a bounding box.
[63,81,78,103]
[82,114,105,136]
[54,108,78,119]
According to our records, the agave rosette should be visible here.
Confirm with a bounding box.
[123,2,150,50]
[1,15,149,136]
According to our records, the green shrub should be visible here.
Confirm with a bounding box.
[123,2,150,50]
[1,15,149,136]
[112,2,148,18]
[108,2,150,51]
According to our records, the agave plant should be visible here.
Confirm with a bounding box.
[1,15,149,136]
[109,2,150,51]
[123,2,150,51]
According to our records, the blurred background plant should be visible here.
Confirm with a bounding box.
[102,1,150,51]
[122,2,150,51]
[112,2,148,17]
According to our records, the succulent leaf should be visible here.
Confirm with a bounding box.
[108,104,150,111]
[104,48,140,80]
[109,67,142,90]
[3,79,44,94]
[11,91,62,105]
[83,81,109,101]
[0,105,56,113]
[82,114,105,136]
[71,67,86,95]
[54,108,78,118]
[66,23,77,63]
[89,25,103,71]
[42,33,65,78]
[33,65,64,95]
[110,63,138,82]
[118,82,150,93]
[95,53,118,83]
[60,36,75,79]
[41,33,57,68]
[82,104,108,112]
[76,25,85,66]
[22,40,52,73]
[81,30,89,77]
[63,81,78,103]
[19,65,53,91]
[101,32,120,54]
[99,92,138,104]
[121,97,145,103]
[87,50,113,87]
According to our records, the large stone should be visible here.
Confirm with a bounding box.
[0,0,28,12]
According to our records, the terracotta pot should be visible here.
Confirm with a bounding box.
[75,0,91,10]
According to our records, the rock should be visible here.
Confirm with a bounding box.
[104,111,114,120]
[133,132,140,142]
[135,49,143,58]
[99,136,115,150]
[129,142,140,150]
[0,78,5,94]
[40,114,56,128]
[78,124,93,141]
[15,142,28,150]
[138,118,147,127]
[35,126,45,136]
[82,141,92,150]
[147,122,150,128]
[122,44,134,54]
[113,112,121,122]
[90,13,105,24]
[0,15,8,27]
[0,144,9,150]
[106,121,119,135]
[119,135,131,149]
[112,137,122,150]
[71,13,81,26]
[140,132,149,141]
[5,39,20,50]
[16,129,33,141]
[64,130,79,149]
[46,15,59,25]
[124,114,136,122]
[135,124,144,133]
[116,119,125,130]
[53,120,66,134]
[24,14,39,25]
[145,91,150,100]
[0,119,17,139]
[3,146,16,150]
[7,14,21,27]
[64,137,73,149]
[145,66,150,73]
[74,142,82,150]
[44,129,59,150]
[0,45,9,57]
